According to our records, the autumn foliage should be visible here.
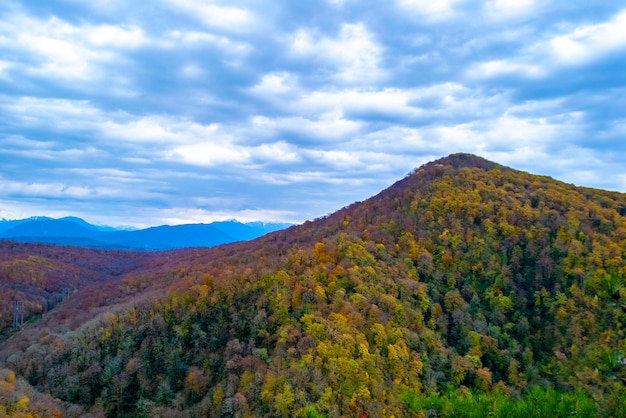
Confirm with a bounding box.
[1,154,626,417]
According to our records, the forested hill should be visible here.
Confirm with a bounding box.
[1,153,626,417]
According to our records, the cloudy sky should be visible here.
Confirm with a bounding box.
[0,1,625,228]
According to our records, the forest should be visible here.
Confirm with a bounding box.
[0,153,625,417]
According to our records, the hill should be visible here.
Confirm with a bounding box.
[1,153,626,417]
[0,218,292,250]
[0,242,169,337]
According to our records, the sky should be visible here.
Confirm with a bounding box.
[0,1,625,228]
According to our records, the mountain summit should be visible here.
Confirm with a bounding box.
[1,154,625,416]
[421,152,501,171]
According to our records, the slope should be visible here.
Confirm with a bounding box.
[0,241,173,336]
[1,153,626,417]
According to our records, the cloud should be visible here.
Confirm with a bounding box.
[164,30,252,55]
[0,96,109,142]
[484,0,537,21]
[289,23,386,84]
[0,7,252,102]
[179,63,205,79]
[0,14,142,101]
[0,176,161,200]
[65,168,148,185]
[158,207,301,225]
[251,142,302,164]
[249,72,298,96]
[251,113,362,142]
[163,0,260,33]
[293,88,420,117]
[1,145,103,162]
[168,142,250,166]
[542,9,626,65]
[0,13,147,82]
[1,1,625,227]
[289,83,509,126]
[98,116,219,144]
[0,60,11,79]
[84,24,147,48]
[469,8,626,80]
[468,60,545,79]
[396,0,467,22]
[167,139,304,167]
[599,118,626,139]
[326,0,348,6]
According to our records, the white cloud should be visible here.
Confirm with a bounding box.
[397,0,467,22]
[0,14,147,82]
[167,141,250,166]
[0,60,12,79]
[65,168,146,184]
[468,59,545,78]
[543,9,626,65]
[425,113,584,152]
[302,149,401,175]
[180,63,205,78]
[251,142,301,164]
[20,32,105,80]
[165,30,251,55]
[249,72,298,96]
[253,170,368,187]
[1,95,306,169]
[472,9,626,79]
[305,149,361,168]
[290,83,507,123]
[290,23,386,84]
[0,145,103,162]
[158,207,301,225]
[1,96,104,130]
[163,0,259,33]
[338,102,588,170]
[293,88,420,118]
[484,0,537,21]
[167,139,303,167]
[0,135,54,151]
[84,24,147,48]
[0,176,157,200]
[251,112,362,141]
[98,117,223,145]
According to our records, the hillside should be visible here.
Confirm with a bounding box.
[1,153,626,417]
[0,242,170,337]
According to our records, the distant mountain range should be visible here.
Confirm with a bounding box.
[0,216,293,250]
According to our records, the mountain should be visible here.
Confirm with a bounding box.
[0,218,103,239]
[1,153,626,417]
[212,220,293,241]
[107,223,237,250]
[0,217,293,250]
[0,216,54,233]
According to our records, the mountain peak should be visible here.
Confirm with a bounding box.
[423,153,500,171]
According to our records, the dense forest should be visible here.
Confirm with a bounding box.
[0,242,171,337]
[1,153,626,417]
